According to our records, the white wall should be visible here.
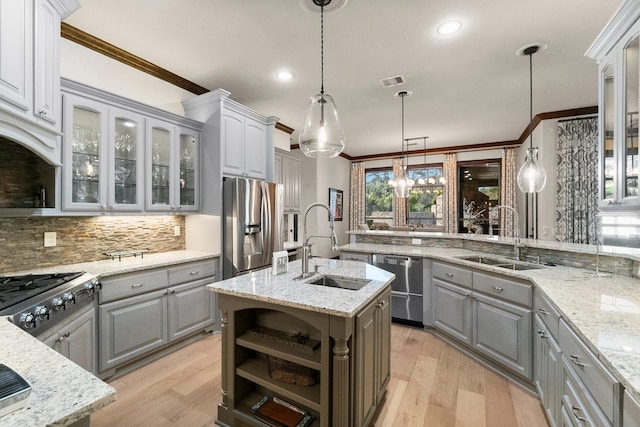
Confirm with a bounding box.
[294,150,351,258]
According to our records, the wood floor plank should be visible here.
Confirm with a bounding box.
[90,326,548,427]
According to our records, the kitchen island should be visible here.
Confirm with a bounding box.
[208,258,394,427]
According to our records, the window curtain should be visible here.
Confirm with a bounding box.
[555,117,599,244]
[443,153,457,233]
[499,147,518,236]
[392,158,407,227]
[349,162,366,230]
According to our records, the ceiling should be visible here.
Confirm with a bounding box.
[64,0,621,158]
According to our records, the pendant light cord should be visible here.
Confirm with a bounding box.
[320,5,324,95]
[529,51,533,150]
[401,93,405,167]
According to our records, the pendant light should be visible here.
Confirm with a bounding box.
[517,45,547,193]
[388,90,414,198]
[299,0,345,158]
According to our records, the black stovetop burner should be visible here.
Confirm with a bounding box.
[0,272,84,311]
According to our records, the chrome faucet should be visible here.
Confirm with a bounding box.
[489,205,521,260]
[298,203,339,279]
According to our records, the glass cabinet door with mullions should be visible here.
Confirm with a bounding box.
[179,130,199,209]
[151,126,172,207]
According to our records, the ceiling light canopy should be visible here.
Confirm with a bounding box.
[437,20,462,35]
[516,43,547,193]
[299,0,346,159]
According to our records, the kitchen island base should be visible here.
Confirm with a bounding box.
[215,288,390,427]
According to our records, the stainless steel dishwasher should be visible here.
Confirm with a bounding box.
[372,254,423,325]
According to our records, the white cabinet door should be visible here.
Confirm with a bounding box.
[33,0,61,129]
[243,116,266,179]
[0,0,32,114]
[41,306,97,374]
[221,109,244,176]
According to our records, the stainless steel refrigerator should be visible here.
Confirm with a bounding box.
[222,177,284,279]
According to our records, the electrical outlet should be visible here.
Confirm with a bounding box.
[174,226,181,236]
[44,232,56,247]
[412,238,422,245]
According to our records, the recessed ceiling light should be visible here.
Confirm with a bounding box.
[276,71,294,81]
[437,20,462,36]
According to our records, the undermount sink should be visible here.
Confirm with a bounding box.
[458,255,543,271]
[306,275,370,290]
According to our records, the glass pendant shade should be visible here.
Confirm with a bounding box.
[389,165,415,198]
[299,93,345,158]
[517,147,547,193]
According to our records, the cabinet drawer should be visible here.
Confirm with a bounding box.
[473,272,532,307]
[432,262,472,288]
[624,390,640,427]
[100,269,168,303]
[561,356,612,426]
[534,290,561,340]
[168,260,216,285]
[559,319,617,423]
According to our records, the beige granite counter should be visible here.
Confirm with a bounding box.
[207,258,394,318]
[0,319,116,426]
[341,241,640,402]
[3,250,219,277]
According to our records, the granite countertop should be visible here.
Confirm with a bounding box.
[3,250,220,277]
[208,258,394,318]
[0,250,219,426]
[0,319,116,426]
[341,242,640,402]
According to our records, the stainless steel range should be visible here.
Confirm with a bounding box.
[0,272,100,337]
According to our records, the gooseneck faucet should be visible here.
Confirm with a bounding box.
[299,203,339,279]
[489,205,521,260]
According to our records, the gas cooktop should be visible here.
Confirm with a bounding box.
[0,272,84,312]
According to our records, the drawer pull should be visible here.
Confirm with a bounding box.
[571,406,587,422]
[445,273,454,278]
[569,354,586,367]
[537,329,546,338]
[538,308,549,315]
[131,283,144,289]
[189,271,200,276]
[491,285,504,292]
[55,332,70,343]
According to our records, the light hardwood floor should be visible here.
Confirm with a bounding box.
[91,325,549,427]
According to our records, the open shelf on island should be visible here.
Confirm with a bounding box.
[236,331,321,370]
[236,357,321,412]
[235,391,320,427]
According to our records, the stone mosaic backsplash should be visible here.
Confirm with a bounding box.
[0,216,185,273]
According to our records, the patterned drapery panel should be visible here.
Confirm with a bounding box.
[349,162,366,230]
[499,147,518,236]
[555,117,599,244]
[392,158,407,227]
[443,153,457,233]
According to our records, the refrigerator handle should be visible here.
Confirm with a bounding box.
[261,183,272,266]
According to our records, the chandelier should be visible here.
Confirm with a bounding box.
[388,90,415,198]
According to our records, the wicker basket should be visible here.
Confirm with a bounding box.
[267,356,317,387]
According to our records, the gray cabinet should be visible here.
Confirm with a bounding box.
[624,391,640,427]
[431,261,532,381]
[216,285,390,427]
[222,108,267,179]
[98,258,218,377]
[275,152,302,212]
[534,314,561,427]
[41,304,97,374]
[355,287,390,427]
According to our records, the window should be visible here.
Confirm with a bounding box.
[365,168,393,227]
[407,166,445,229]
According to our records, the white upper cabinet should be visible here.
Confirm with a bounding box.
[588,0,640,209]
[0,0,78,134]
[275,152,302,213]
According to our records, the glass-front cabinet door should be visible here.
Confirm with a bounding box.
[147,121,173,210]
[109,108,143,211]
[624,35,639,202]
[601,63,615,204]
[179,128,199,211]
[62,95,108,210]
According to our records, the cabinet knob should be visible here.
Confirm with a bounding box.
[39,109,47,115]
[537,329,546,338]
[376,300,387,309]
[55,332,70,343]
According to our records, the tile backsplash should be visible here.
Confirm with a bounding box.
[0,216,185,273]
